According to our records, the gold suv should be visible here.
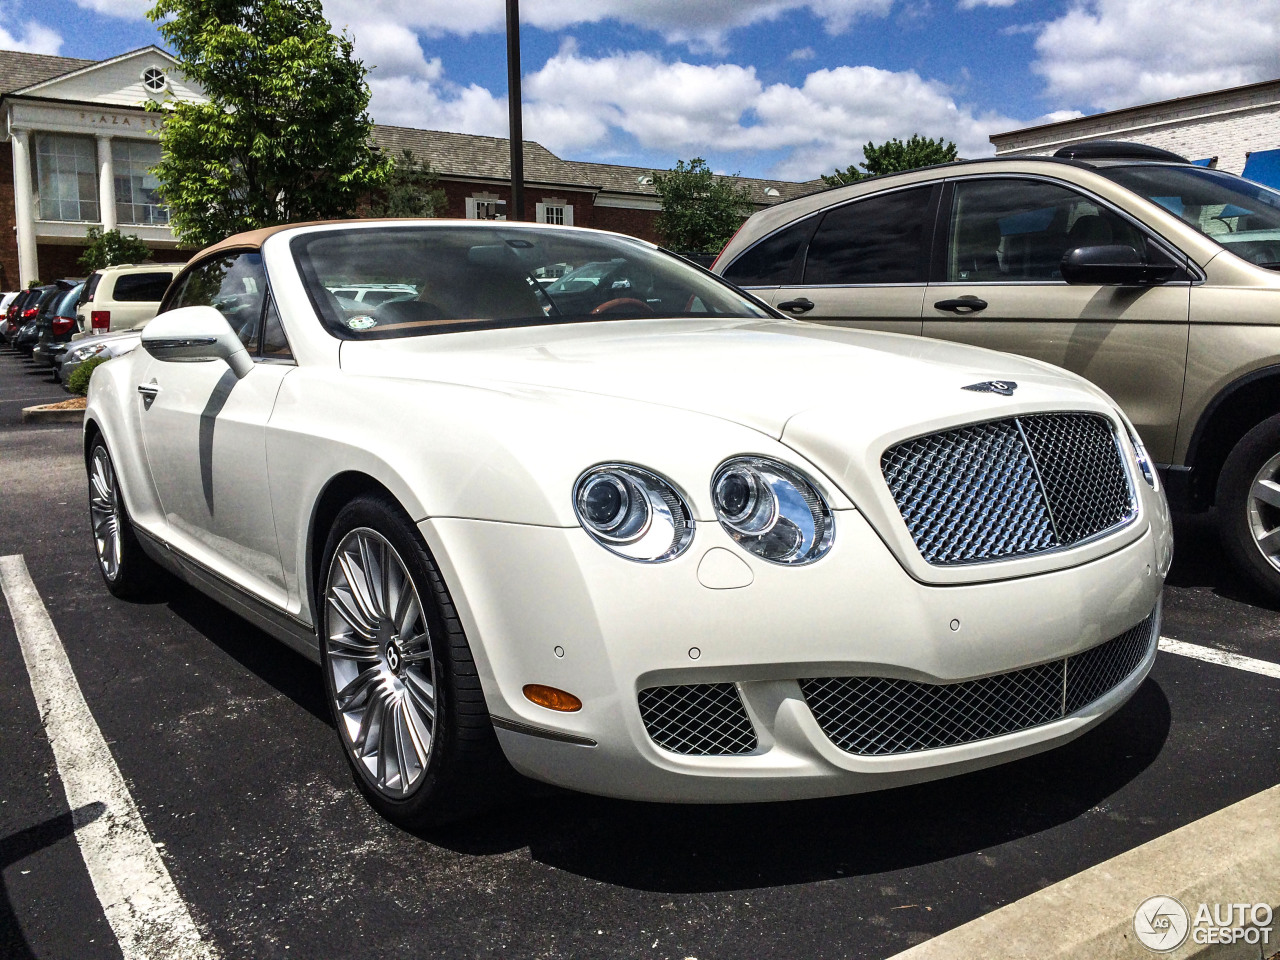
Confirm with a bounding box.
[713,141,1280,598]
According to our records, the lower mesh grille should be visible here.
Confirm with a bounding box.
[637,683,757,756]
[801,609,1157,756]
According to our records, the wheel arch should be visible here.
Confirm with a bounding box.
[1185,364,1280,508]
[305,470,408,626]
[83,416,103,470]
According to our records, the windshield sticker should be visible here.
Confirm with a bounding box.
[347,315,378,331]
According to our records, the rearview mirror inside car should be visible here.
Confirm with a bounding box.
[1060,244,1179,286]
[140,306,254,378]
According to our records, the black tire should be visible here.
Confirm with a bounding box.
[317,493,511,828]
[87,437,167,600]
[1216,412,1280,602]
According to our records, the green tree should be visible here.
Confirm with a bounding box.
[78,227,152,273]
[147,0,392,247]
[653,158,755,253]
[367,149,447,218]
[820,134,959,186]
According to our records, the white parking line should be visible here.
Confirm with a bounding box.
[1160,636,1280,679]
[0,555,218,960]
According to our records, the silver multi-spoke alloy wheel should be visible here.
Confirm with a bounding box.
[1247,451,1280,570]
[324,528,438,799]
[89,446,122,581]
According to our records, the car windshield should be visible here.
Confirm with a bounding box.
[1098,164,1280,269]
[291,225,772,339]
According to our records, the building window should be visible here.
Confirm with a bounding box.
[466,196,507,220]
[113,139,169,225]
[141,67,167,93]
[35,134,99,222]
[536,201,574,226]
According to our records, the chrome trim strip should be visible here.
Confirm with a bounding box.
[489,715,597,747]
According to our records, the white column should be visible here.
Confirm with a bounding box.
[96,134,116,232]
[11,129,38,287]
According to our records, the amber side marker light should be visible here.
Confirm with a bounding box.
[523,684,582,712]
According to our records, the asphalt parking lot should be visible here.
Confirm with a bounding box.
[0,346,1277,960]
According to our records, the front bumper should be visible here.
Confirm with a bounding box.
[422,491,1169,804]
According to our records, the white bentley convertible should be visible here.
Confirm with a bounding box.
[84,220,1173,825]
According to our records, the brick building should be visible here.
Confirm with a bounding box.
[990,77,1280,186]
[1,45,820,291]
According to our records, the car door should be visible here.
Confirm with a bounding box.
[761,184,938,335]
[137,251,293,607]
[922,176,1192,463]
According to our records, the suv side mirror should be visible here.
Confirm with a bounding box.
[141,306,254,378]
[1061,244,1179,286]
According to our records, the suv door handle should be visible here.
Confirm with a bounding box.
[777,297,815,314]
[934,297,989,313]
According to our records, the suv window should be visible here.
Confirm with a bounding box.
[804,186,934,285]
[113,272,175,303]
[722,217,817,286]
[170,252,266,352]
[80,272,102,307]
[947,178,1175,282]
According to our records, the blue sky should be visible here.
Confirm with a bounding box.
[2,0,1278,180]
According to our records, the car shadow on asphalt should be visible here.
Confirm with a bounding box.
[162,584,330,725]
[418,679,1171,893]
[1167,510,1280,611]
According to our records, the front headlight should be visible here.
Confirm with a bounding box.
[1126,425,1158,490]
[573,464,694,562]
[712,457,834,564]
[71,343,107,361]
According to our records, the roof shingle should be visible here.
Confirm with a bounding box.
[0,49,97,96]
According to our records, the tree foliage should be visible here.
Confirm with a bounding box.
[147,0,391,247]
[653,158,755,254]
[78,227,152,273]
[366,149,447,219]
[820,134,959,186]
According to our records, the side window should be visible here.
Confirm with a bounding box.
[722,216,816,287]
[171,252,267,351]
[112,272,177,303]
[260,296,294,361]
[803,186,935,285]
[947,178,1176,282]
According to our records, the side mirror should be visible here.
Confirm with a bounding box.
[1061,244,1178,286]
[141,306,254,379]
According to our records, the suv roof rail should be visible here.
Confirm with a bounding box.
[1053,140,1191,163]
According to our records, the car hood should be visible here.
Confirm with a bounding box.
[339,316,1112,442]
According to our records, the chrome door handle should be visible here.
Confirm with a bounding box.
[137,383,159,399]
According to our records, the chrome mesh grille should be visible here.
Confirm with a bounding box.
[882,413,1135,565]
[637,683,757,755]
[801,609,1157,756]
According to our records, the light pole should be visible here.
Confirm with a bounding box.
[506,0,525,221]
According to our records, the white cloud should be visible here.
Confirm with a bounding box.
[788,46,816,60]
[957,0,1021,8]
[1033,0,1280,111]
[326,0,892,51]
[70,0,151,17]
[359,33,1013,181]
[0,15,61,53]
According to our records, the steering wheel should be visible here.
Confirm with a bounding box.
[590,298,654,316]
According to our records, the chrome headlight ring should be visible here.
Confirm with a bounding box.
[712,457,834,564]
[573,463,695,563]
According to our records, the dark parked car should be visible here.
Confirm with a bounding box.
[12,286,61,356]
[33,282,85,368]
[3,289,43,345]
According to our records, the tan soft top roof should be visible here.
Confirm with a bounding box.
[193,220,368,260]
